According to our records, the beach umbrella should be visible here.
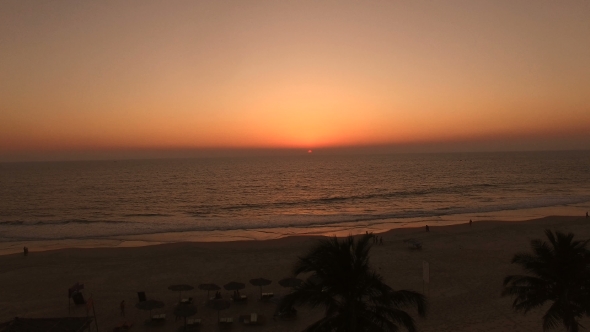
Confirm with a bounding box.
[135,299,165,317]
[249,278,272,298]
[198,283,221,299]
[278,277,303,288]
[168,284,194,301]
[223,281,245,291]
[174,304,197,331]
[224,281,246,300]
[208,299,230,321]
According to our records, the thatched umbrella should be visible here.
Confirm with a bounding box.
[223,282,245,291]
[198,283,220,299]
[135,299,165,317]
[224,281,246,300]
[278,277,303,288]
[249,278,272,298]
[168,284,194,301]
[174,304,197,331]
[208,299,230,321]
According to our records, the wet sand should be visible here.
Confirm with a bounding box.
[1,215,589,331]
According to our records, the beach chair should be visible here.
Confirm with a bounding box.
[187,318,201,326]
[151,314,166,321]
[260,292,274,300]
[72,292,86,305]
[219,317,233,329]
[180,297,193,304]
[113,322,133,332]
[241,313,265,326]
[232,294,248,302]
[137,292,146,302]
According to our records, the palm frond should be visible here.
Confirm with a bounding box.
[503,230,590,332]
[283,235,425,332]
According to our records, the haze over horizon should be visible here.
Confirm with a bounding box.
[1,1,589,162]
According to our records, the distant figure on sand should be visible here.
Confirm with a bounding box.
[469,219,472,226]
[120,300,125,316]
[23,247,28,256]
[425,225,429,232]
[379,237,383,245]
[586,212,588,218]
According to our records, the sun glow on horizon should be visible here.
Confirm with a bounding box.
[1,1,589,161]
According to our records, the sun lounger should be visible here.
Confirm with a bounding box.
[180,297,193,304]
[240,313,266,325]
[218,317,233,330]
[260,292,274,300]
[151,314,166,321]
[232,294,248,302]
[113,322,133,331]
[187,318,201,326]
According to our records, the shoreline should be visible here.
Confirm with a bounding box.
[2,215,590,331]
[0,201,590,256]
[2,202,589,256]
[2,211,589,259]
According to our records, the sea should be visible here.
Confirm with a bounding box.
[1,151,590,253]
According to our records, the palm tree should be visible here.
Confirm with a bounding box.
[502,229,590,332]
[279,234,426,332]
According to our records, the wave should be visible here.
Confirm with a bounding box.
[184,182,502,216]
[0,219,131,226]
[1,196,588,242]
[123,213,171,217]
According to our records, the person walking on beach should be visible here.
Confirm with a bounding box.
[425,225,429,232]
[586,212,589,218]
[469,219,472,226]
[120,300,125,316]
[379,237,383,245]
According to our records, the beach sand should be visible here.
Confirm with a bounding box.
[1,215,590,331]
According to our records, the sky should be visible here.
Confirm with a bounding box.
[1,1,589,161]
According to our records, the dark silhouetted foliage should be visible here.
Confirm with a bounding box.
[503,230,590,332]
[280,235,426,332]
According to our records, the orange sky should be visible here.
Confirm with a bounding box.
[1,1,589,161]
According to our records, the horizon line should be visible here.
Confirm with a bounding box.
[2,146,589,164]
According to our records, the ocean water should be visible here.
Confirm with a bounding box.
[1,151,590,245]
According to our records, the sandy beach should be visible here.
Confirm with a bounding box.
[2,215,590,332]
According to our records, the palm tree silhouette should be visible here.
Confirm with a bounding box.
[502,229,590,332]
[279,234,426,332]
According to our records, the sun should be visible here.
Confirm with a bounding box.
[307,149,313,154]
